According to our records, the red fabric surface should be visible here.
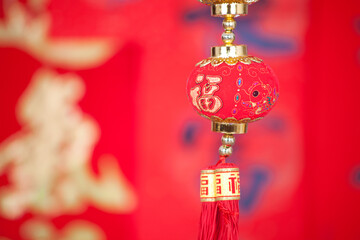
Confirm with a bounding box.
[303,0,360,239]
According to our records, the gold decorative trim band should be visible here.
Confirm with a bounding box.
[215,168,239,173]
[216,196,240,201]
[201,198,217,202]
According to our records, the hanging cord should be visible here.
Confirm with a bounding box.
[216,156,228,166]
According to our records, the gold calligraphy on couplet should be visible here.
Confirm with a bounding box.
[0,0,136,238]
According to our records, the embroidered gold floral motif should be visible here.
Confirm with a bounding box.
[210,116,263,123]
[198,0,259,5]
[196,56,263,67]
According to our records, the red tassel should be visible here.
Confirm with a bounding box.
[214,162,240,240]
[215,200,239,239]
[199,159,240,240]
[199,202,218,240]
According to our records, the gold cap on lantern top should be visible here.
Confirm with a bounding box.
[211,44,247,58]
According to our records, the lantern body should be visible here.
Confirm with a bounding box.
[186,57,279,123]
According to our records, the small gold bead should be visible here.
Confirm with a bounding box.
[222,32,235,45]
[221,134,235,146]
[222,19,236,31]
[219,145,233,156]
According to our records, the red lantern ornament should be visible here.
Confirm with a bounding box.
[187,55,279,130]
[186,1,279,240]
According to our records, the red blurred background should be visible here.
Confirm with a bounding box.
[0,0,359,239]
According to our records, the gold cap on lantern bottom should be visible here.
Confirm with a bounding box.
[212,121,248,134]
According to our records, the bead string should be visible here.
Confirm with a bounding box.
[218,134,235,162]
[222,17,236,46]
